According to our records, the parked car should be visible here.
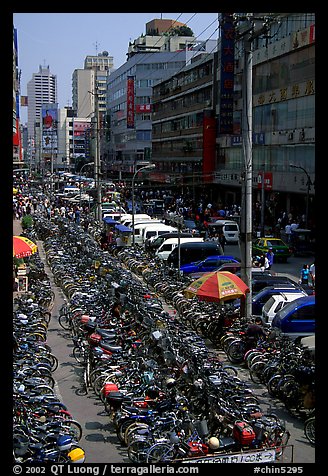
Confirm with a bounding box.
[289,228,315,256]
[252,237,292,262]
[145,231,196,252]
[262,290,308,324]
[156,237,204,261]
[234,283,307,316]
[245,273,298,295]
[180,255,240,275]
[207,219,240,244]
[215,262,271,275]
[271,294,315,341]
[167,241,223,268]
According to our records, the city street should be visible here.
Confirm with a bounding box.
[224,242,314,284]
[14,219,314,464]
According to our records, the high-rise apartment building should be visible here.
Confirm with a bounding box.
[72,51,114,118]
[26,65,57,139]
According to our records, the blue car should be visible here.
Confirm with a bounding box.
[271,294,315,341]
[180,255,240,275]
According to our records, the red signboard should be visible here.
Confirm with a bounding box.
[257,172,273,190]
[136,104,152,113]
[126,76,135,129]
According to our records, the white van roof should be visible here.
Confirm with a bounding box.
[159,237,204,246]
[133,220,162,228]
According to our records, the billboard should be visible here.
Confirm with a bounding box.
[42,105,58,154]
[42,106,58,132]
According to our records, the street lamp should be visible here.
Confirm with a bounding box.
[79,162,93,209]
[132,163,155,246]
[289,164,313,228]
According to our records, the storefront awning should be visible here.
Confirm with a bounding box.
[115,224,132,233]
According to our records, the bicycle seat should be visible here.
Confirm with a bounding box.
[100,342,122,353]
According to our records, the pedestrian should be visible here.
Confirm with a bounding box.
[218,232,227,252]
[266,247,274,269]
[309,261,315,288]
[259,253,269,271]
[300,264,310,285]
[111,301,122,320]
[246,316,267,342]
[74,206,80,224]
[115,235,124,250]
[285,222,292,243]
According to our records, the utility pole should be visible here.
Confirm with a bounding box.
[92,73,102,222]
[235,14,272,320]
[241,30,253,321]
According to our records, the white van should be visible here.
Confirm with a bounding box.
[142,224,177,245]
[156,237,204,261]
[63,186,80,196]
[133,220,163,245]
[212,219,240,244]
[120,214,151,225]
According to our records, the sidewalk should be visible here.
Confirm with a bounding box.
[13,218,23,236]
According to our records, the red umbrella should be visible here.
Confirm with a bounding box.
[13,235,38,258]
[184,271,249,302]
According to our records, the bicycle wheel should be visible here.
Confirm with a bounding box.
[222,365,238,377]
[146,442,175,463]
[249,360,267,384]
[267,374,282,397]
[304,416,315,445]
[62,420,83,441]
[226,340,246,363]
[125,423,150,446]
[58,313,71,330]
[128,438,153,463]
[72,345,86,364]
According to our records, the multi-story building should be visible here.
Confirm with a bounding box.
[13,27,21,166]
[151,53,216,195]
[106,18,217,177]
[215,12,315,225]
[26,65,57,141]
[72,51,114,118]
[150,13,315,226]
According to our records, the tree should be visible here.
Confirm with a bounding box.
[169,26,194,36]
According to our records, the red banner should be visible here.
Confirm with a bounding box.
[202,110,216,182]
[127,76,135,129]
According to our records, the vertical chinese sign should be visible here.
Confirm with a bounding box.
[127,76,135,129]
[219,13,235,134]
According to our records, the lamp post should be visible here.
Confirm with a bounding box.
[131,163,155,246]
[79,162,93,209]
[289,164,313,228]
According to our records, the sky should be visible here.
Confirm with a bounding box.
[13,12,219,124]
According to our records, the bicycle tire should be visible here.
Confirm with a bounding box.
[58,313,71,330]
[62,420,83,441]
[226,340,246,363]
[304,416,315,445]
[249,360,267,384]
[125,423,151,446]
[222,365,238,377]
[128,438,153,463]
[146,442,175,463]
[72,345,86,364]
